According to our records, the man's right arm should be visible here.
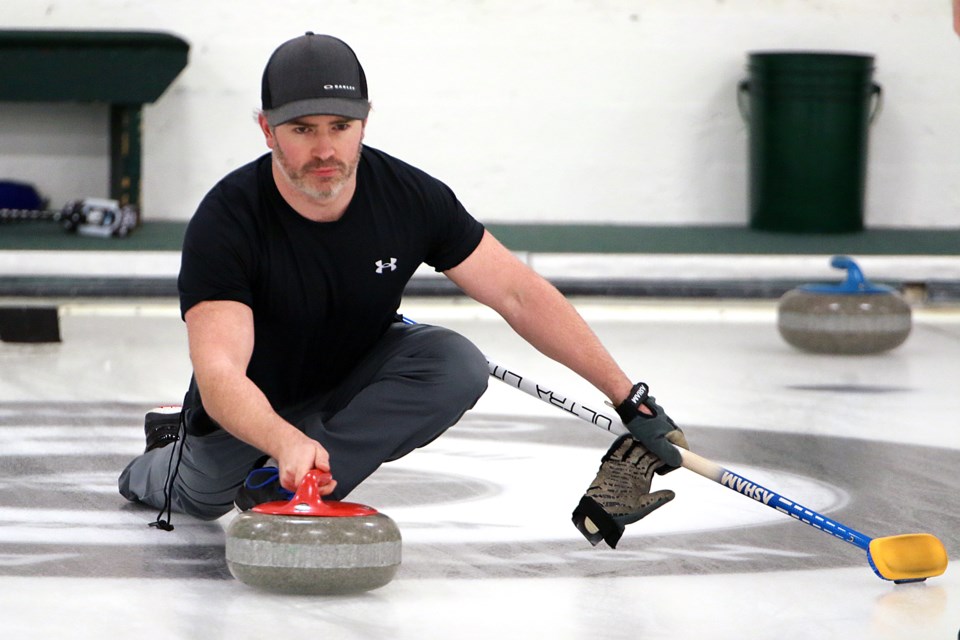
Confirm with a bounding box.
[184,300,335,494]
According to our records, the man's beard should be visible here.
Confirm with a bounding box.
[273,141,362,203]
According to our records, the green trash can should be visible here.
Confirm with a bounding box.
[739,52,882,233]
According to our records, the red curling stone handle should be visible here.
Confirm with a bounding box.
[251,469,379,517]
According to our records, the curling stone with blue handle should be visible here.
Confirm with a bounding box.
[777,256,911,355]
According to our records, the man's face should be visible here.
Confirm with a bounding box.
[262,114,365,204]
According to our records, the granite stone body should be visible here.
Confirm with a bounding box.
[777,289,911,354]
[226,511,402,595]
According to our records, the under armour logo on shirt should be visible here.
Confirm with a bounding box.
[375,258,398,274]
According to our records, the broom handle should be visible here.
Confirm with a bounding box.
[483,354,874,552]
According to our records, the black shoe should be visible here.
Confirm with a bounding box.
[144,406,182,453]
[234,466,294,511]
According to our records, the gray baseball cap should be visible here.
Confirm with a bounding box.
[261,32,370,126]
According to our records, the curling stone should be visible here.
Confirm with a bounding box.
[225,469,401,595]
[777,255,911,355]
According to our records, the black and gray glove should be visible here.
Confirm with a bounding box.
[571,434,676,548]
[615,382,688,470]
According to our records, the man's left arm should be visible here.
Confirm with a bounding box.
[444,230,633,406]
[446,230,687,463]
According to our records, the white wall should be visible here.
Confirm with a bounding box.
[2,0,959,228]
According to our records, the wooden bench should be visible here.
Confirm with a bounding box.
[0,30,189,211]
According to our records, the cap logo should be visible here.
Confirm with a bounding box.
[324,84,356,91]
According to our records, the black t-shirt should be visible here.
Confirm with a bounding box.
[178,146,484,427]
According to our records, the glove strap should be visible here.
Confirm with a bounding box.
[572,495,626,548]
[615,381,650,423]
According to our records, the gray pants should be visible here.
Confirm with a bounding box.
[118,323,489,520]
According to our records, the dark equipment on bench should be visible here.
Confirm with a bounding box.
[0,197,140,238]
